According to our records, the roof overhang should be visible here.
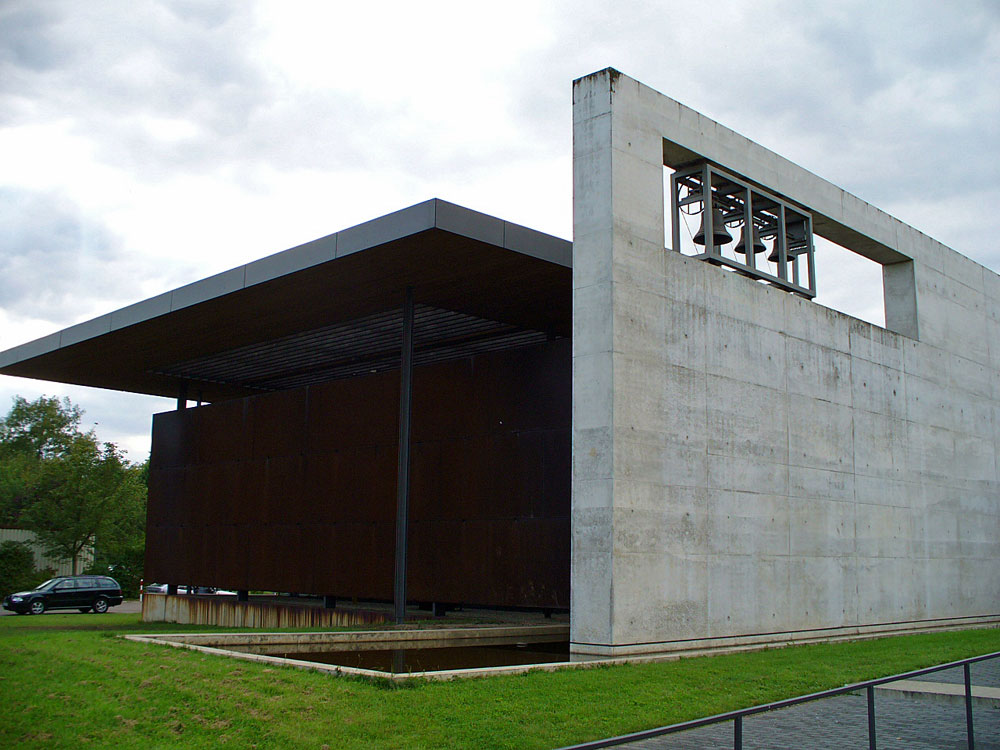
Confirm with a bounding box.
[0,199,572,402]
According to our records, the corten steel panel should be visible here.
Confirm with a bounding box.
[180,465,207,528]
[481,433,524,516]
[250,388,307,459]
[234,459,267,522]
[301,453,340,525]
[538,430,572,519]
[145,340,570,608]
[146,467,184,527]
[407,518,569,608]
[246,524,309,593]
[206,525,249,590]
[514,431,545,518]
[436,436,488,520]
[143,524,179,582]
[308,522,394,600]
[306,374,398,452]
[408,441,442,521]
[192,399,248,465]
[302,447,396,524]
[208,462,243,525]
[149,411,189,469]
[411,359,480,441]
[263,455,306,525]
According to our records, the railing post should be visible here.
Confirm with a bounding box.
[964,663,975,750]
[733,716,742,750]
[867,685,877,750]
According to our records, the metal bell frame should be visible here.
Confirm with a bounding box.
[670,162,817,298]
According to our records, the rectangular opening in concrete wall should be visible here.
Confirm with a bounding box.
[812,236,885,328]
[664,167,885,327]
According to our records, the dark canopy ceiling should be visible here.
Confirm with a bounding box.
[0,200,572,402]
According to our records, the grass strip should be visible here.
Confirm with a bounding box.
[0,613,997,748]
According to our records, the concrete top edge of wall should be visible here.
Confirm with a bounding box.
[573,67,978,275]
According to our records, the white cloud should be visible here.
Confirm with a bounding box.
[0,0,998,457]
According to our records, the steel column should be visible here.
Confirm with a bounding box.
[393,287,415,624]
[176,382,188,411]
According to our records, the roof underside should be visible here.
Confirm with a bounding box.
[0,200,572,402]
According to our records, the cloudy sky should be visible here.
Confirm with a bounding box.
[1,0,998,460]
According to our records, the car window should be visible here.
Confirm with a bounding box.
[36,578,60,590]
[55,580,76,590]
[99,578,117,589]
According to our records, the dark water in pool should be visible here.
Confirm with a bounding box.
[262,640,571,673]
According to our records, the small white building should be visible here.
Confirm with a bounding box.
[0,527,94,578]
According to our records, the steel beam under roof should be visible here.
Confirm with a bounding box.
[0,199,572,402]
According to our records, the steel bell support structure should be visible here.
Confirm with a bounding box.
[669,161,817,298]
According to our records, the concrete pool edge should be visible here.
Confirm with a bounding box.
[122,619,1000,682]
[124,624,578,681]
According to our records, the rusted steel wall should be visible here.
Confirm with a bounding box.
[145,340,570,608]
[141,593,389,628]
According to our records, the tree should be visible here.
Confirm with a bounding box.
[0,540,53,596]
[0,395,82,458]
[0,396,83,526]
[0,395,147,577]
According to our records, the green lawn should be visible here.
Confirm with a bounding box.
[0,613,997,748]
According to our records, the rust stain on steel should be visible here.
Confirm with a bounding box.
[145,339,571,609]
[141,594,389,629]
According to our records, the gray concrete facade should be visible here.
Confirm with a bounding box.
[571,68,1000,656]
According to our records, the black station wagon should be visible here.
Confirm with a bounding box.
[2,575,124,615]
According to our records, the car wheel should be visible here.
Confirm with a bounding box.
[92,597,109,614]
[29,599,45,615]
[79,607,92,613]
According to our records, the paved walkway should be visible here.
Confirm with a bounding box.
[580,660,1000,750]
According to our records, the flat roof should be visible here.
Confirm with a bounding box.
[0,199,572,402]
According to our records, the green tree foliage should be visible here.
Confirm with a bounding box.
[0,396,82,526]
[0,395,82,458]
[0,540,53,596]
[0,396,147,580]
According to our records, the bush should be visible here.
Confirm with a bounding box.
[85,547,144,598]
[0,540,51,596]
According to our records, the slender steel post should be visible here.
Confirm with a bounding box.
[176,382,188,411]
[669,171,680,253]
[733,716,742,750]
[964,663,975,749]
[393,287,415,625]
[702,164,716,257]
[867,685,877,750]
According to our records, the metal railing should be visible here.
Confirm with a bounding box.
[557,650,1000,750]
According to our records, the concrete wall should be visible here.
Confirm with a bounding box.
[571,68,1000,655]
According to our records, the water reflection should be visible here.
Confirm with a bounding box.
[262,640,571,673]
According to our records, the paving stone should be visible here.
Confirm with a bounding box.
[607,686,999,750]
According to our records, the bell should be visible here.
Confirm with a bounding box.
[768,240,808,264]
[692,206,732,248]
[735,225,765,255]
